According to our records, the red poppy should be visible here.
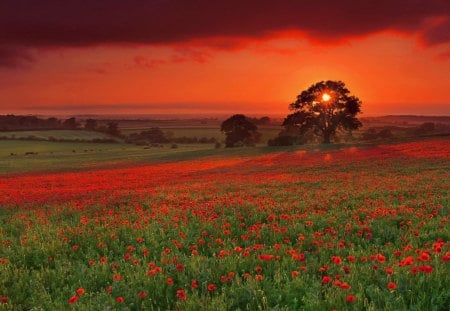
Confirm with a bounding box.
[346,295,355,303]
[137,291,147,298]
[322,276,332,284]
[68,295,79,304]
[388,282,397,289]
[116,297,124,303]
[76,288,85,295]
[207,284,216,291]
[176,289,187,301]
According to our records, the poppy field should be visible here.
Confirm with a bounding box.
[0,138,449,310]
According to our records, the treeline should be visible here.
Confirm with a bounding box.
[0,115,121,136]
[360,122,450,141]
[125,127,217,145]
[0,115,63,131]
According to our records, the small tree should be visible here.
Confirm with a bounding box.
[62,117,80,130]
[106,121,121,136]
[84,119,98,131]
[283,80,362,143]
[221,114,260,147]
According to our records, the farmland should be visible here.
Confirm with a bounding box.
[0,137,448,310]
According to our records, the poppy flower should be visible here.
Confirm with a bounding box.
[346,295,355,303]
[176,289,187,301]
[388,282,397,289]
[76,288,85,295]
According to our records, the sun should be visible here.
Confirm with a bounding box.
[322,93,331,102]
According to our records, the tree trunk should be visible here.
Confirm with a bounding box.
[323,131,331,144]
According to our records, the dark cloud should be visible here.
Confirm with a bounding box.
[0,46,34,68]
[0,0,449,61]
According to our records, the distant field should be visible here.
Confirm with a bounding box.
[0,130,113,140]
[0,140,216,174]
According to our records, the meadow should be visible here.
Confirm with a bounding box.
[0,137,449,310]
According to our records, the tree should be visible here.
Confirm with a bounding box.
[106,121,121,136]
[62,117,80,130]
[84,119,98,131]
[283,80,362,144]
[221,114,260,147]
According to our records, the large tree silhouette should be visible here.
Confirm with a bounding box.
[221,114,260,147]
[284,80,362,143]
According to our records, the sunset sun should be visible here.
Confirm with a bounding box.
[322,93,331,102]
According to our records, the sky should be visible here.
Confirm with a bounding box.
[1,0,450,116]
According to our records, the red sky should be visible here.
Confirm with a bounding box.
[1,0,450,116]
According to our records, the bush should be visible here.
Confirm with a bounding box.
[268,135,296,146]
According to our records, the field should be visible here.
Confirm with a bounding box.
[0,137,449,310]
[0,130,113,141]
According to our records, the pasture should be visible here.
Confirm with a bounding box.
[0,137,448,310]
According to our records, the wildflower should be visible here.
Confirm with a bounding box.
[385,267,393,275]
[331,256,342,265]
[137,291,147,298]
[207,284,216,291]
[255,274,263,281]
[340,282,351,290]
[291,270,300,278]
[167,278,174,285]
[376,253,386,263]
[343,266,351,274]
[399,256,414,266]
[116,297,124,303]
[322,276,332,284]
[1,297,8,304]
[388,282,397,290]
[347,255,356,262]
[258,254,275,261]
[76,288,85,295]
[68,295,79,304]
[346,295,355,303]
[418,252,431,262]
[418,265,433,274]
[442,252,450,262]
[176,289,187,301]
[191,279,198,289]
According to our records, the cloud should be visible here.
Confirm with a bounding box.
[421,17,450,46]
[133,47,212,69]
[0,0,449,62]
[0,46,34,68]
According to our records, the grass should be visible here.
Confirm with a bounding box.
[0,140,215,174]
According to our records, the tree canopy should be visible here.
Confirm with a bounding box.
[282,80,362,144]
[221,114,260,147]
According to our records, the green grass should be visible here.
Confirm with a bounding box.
[0,130,113,140]
[0,140,216,174]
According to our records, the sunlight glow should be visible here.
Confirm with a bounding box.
[322,93,331,102]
